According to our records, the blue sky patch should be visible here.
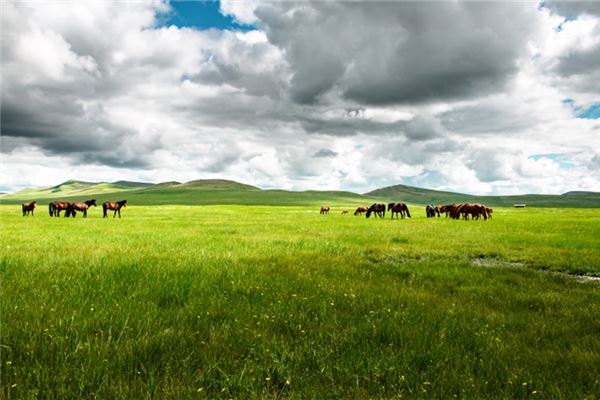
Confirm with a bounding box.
[529,153,577,169]
[158,1,254,31]
[577,104,600,119]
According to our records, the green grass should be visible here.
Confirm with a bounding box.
[1,205,600,399]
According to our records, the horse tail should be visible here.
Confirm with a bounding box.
[103,203,107,218]
[405,205,411,218]
[49,203,54,217]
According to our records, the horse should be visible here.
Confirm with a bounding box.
[341,209,349,215]
[66,199,97,218]
[320,206,330,215]
[425,204,437,218]
[388,202,411,219]
[434,205,446,217]
[452,203,487,220]
[22,201,36,216]
[366,203,386,218]
[49,201,70,217]
[485,207,493,219]
[103,200,127,218]
[354,206,369,216]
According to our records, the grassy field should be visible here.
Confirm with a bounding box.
[1,204,599,399]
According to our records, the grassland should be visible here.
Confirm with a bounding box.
[1,205,600,399]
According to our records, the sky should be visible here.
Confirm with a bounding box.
[1,0,599,195]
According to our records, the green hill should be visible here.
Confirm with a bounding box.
[0,180,151,201]
[366,184,600,208]
[1,180,598,208]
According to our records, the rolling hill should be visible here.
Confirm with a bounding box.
[1,179,598,208]
[367,184,600,208]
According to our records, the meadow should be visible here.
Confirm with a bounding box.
[1,204,599,399]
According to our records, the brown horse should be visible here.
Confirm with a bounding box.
[22,201,36,216]
[341,209,349,215]
[103,200,127,218]
[366,203,386,218]
[49,201,70,217]
[66,199,97,218]
[434,205,448,217]
[388,202,411,219]
[320,206,330,215]
[485,207,493,219]
[354,206,369,216]
[452,203,487,220]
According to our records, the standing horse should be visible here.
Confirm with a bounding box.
[22,201,36,216]
[354,206,369,216]
[426,204,437,218]
[388,202,411,219]
[320,206,330,215]
[49,201,70,217]
[103,200,127,218]
[366,203,386,218]
[485,207,493,219]
[66,199,97,218]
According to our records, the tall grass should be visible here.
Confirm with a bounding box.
[1,205,599,398]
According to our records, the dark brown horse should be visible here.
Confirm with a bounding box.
[388,202,411,219]
[49,201,71,217]
[485,207,493,219]
[320,206,330,215]
[366,203,386,218]
[22,201,36,216]
[103,200,127,218]
[354,206,369,216]
[66,199,97,218]
[451,203,487,220]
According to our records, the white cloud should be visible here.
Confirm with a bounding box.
[1,1,599,195]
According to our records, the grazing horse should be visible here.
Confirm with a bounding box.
[103,200,127,218]
[320,206,330,215]
[426,204,437,218]
[49,201,70,217]
[434,205,446,217]
[22,201,36,216]
[485,207,493,219]
[66,199,97,218]
[388,202,411,219]
[452,203,487,220]
[341,209,349,215]
[354,206,369,216]
[366,203,386,218]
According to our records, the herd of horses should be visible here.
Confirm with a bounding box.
[22,199,491,221]
[324,202,492,220]
[21,200,128,218]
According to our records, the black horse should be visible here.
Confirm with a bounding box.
[366,203,386,218]
[426,204,437,218]
[388,202,411,219]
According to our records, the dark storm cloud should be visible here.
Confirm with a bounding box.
[1,90,153,168]
[256,2,536,105]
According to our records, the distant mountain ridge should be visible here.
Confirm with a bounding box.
[1,179,599,208]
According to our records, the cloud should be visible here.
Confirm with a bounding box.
[312,149,338,158]
[256,2,540,105]
[1,1,599,195]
